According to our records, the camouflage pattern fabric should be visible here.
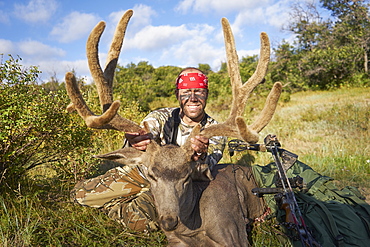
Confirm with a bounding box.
[72,165,158,232]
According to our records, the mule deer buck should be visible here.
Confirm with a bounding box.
[65,9,282,247]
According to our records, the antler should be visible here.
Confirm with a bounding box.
[201,18,282,144]
[65,10,144,133]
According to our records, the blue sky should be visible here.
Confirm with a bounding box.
[1,0,301,82]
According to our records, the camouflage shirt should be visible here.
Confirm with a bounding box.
[141,107,226,169]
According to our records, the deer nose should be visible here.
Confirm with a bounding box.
[159,215,179,231]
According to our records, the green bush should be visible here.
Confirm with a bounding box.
[0,55,99,191]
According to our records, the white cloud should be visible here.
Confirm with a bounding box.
[108,5,155,30]
[18,40,65,59]
[14,0,58,23]
[158,32,260,71]
[234,8,264,27]
[175,0,270,14]
[50,12,100,43]
[0,39,15,54]
[108,10,130,28]
[130,4,156,29]
[162,37,225,69]
[141,23,222,69]
[176,0,290,36]
[105,5,156,48]
[0,39,79,82]
[39,59,91,82]
[265,1,291,28]
[125,25,189,51]
[220,0,291,45]
[175,0,195,13]
[120,19,262,71]
[125,23,215,52]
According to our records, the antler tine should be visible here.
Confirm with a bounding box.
[65,10,144,133]
[104,10,133,89]
[201,18,281,144]
[86,19,112,112]
[249,82,282,133]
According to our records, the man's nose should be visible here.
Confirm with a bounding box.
[189,92,198,101]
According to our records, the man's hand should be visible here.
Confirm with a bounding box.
[125,132,152,151]
[191,135,209,161]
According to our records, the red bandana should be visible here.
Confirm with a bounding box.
[176,73,208,89]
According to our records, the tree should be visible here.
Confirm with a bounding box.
[286,1,330,52]
[114,62,181,111]
[271,41,307,91]
[321,0,370,73]
[198,63,212,74]
[279,0,370,88]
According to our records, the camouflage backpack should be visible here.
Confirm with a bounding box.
[252,160,370,247]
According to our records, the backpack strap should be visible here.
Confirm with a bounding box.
[163,108,181,145]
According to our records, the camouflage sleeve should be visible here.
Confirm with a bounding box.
[140,108,175,145]
[140,112,162,143]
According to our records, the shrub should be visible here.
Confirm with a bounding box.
[0,55,99,191]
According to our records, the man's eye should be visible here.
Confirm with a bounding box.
[194,90,206,96]
[181,91,191,95]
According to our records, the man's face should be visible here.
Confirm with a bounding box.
[177,88,208,122]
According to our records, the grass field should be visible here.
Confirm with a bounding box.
[1,87,369,246]
[259,87,370,200]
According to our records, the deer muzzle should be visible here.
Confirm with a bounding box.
[159,215,179,231]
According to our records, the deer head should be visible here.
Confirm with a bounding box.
[65,10,282,231]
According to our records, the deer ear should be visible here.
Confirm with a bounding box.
[94,147,145,166]
[191,163,214,181]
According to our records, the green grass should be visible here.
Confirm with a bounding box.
[1,87,369,246]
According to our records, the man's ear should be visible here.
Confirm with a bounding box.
[94,147,145,166]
